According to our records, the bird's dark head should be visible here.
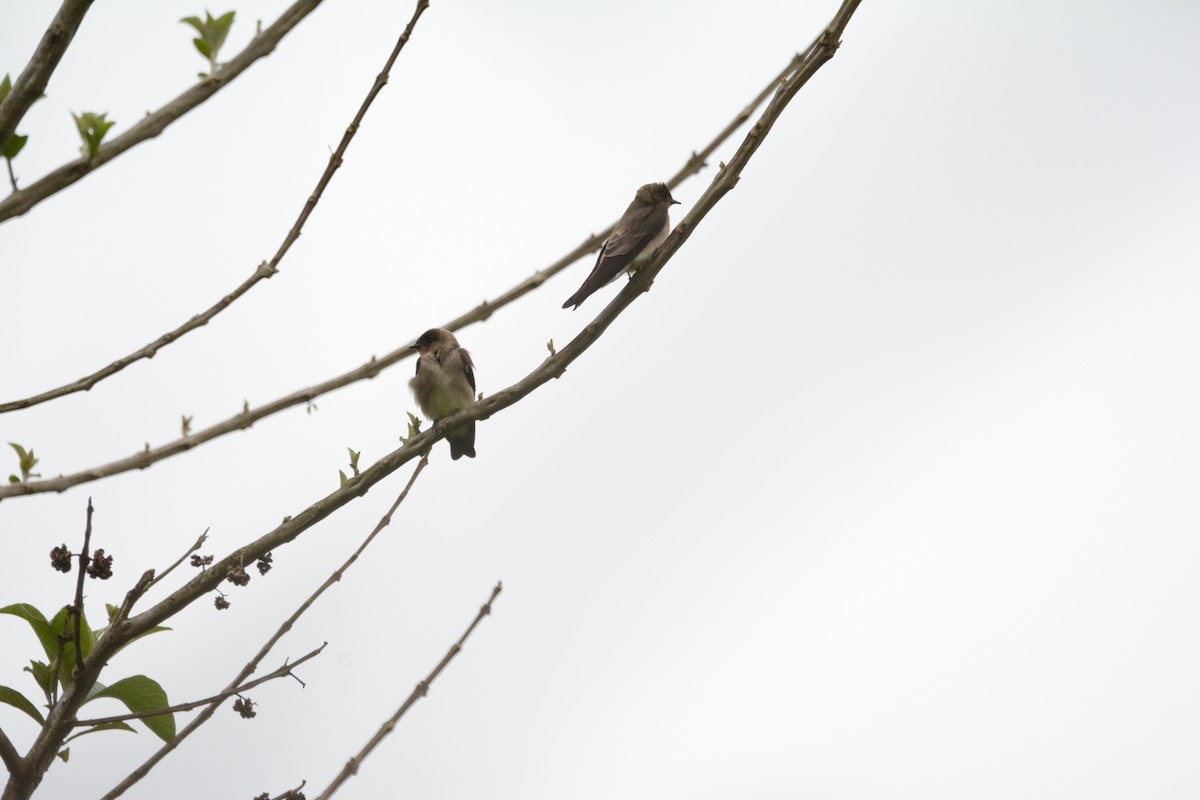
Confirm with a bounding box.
[410,327,457,354]
[635,182,681,208]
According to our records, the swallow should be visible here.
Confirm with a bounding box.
[409,328,476,459]
[562,182,680,310]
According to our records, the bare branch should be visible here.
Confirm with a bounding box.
[0,0,429,417]
[0,727,21,782]
[100,455,429,800]
[0,0,322,224]
[314,581,503,800]
[66,497,95,682]
[0,0,95,148]
[0,45,807,501]
[147,528,209,589]
[75,644,325,726]
[268,780,307,800]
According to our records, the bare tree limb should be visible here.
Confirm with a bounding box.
[0,728,20,783]
[314,581,503,800]
[0,0,323,224]
[0,44,808,501]
[66,498,95,687]
[0,0,95,149]
[147,528,209,589]
[100,455,429,800]
[74,644,325,726]
[267,780,307,800]
[0,0,428,417]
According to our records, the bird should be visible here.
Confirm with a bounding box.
[562,182,681,310]
[408,328,477,460]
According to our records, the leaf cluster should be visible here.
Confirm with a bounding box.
[0,603,174,751]
[180,10,237,78]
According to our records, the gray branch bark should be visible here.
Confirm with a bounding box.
[0,0,95,150]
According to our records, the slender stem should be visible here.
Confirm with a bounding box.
[148,528,209,589]
[314,582,503,800]
[0,0,95,148]
[0,727,20,781]
[75,644,325,726]
[68,498,94,682]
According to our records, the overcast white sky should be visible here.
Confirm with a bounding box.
[3,1,1200,798]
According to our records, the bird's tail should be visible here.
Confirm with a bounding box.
[448,421,477,460]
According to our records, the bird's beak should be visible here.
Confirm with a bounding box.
[408,343,420,351]
[670,199,681,205]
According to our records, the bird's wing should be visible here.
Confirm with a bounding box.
[561,206,668,309]
[602,205,662,258]
[458,348,476,394]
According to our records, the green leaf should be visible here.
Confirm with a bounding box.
[180,16,205,34]
[57,748,69,763]
[0,603,58,662]
[71,111,116,160]
[0,74,10,103]
[25,660,54,700]
[64,720,136,743]
[0,684,45,725]
[180,11,236,73]
[8,442,29,464]
[338,469,348,488]
[87,675,175,742]
[46,605,93,683]
[2,132,27,160]
[8,475,18,484]
[400,412,423,444]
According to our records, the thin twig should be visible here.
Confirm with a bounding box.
[148,528,209,589]
[75,644,325,726]
[0,47,808,500]
[269,780,307,800]
[67,498,94,684]
[100,455,429,800]
[0,0,428,415]
[314,582,503,800]
[0,0,323,223]
[0,727,20,781]
[5,159,16,192]
[0,0,95,149]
